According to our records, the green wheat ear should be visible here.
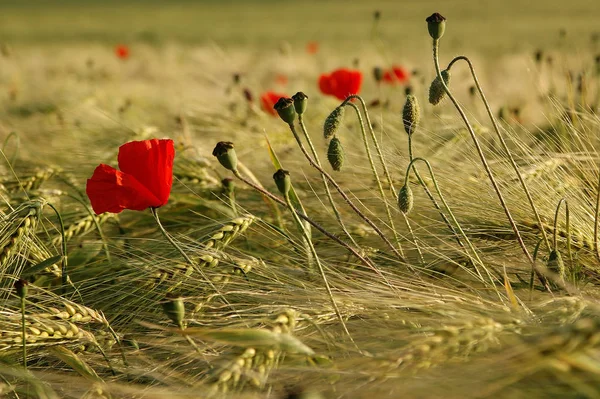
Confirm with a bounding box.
[429,69,451,105]
[327,137,345,171]
[323,106,345,139]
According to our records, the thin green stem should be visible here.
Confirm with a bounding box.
[47,203,68,294]
[344,102,404,257]
[286,123,405,261]
[66,194,111,262]
[21,296,26,370]
[283,192,355,346]
[432,38,550,291]
[298,116,359,248]
[447,55,552,253]
[553,198,574,270]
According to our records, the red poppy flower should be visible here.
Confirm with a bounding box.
[318,68,363,100]
[306,41,319,55]
[382,65,409,84]
[260,91,287,116]
[275,74,288,86]
[115,44,130,60]
[86,139,174,214]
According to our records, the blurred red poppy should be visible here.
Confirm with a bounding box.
[115,44,130,60]
[382,65,409,84]
[318,68,363,100]
[306,41,319,55]
[86,139,174,214]
[275,74,288,86]
[260,91,287,116]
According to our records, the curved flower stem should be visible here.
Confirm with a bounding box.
[297,116,359,248]
[231,169,395,288]
[282,191,356,346]
[408,133,464,249]
[286,123,405,261]
[553,199,573,270]
[344,102,404,258]
[47,203,68,294]
[432,38,550,291]
[404,157,497,289]
[447,55,552,253]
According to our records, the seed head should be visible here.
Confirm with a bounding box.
[426,13,446,40]
[212,141,238,171]
[292,92,308,115]
[398,184,414,214]
[273,169,291,196]
[162,295,185,328]
[327,137,345,171]
[324,106,345,139]
[402,94,421,135]
[274,97,296,125]
[14,279,28,299]
[429,69,451,105]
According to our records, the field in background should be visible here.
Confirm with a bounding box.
[1,1,600,398]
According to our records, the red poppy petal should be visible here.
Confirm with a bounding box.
[260,92,286,116]
[117,139,174,207]
[318,74,333,95]
[86,164,161,214]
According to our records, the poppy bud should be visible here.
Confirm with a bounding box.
[14,279,28,299]
[162,295,185,328]
[221,178,235,195]
[292,92,308,115]
[327,137,345,171]
[274,97,296,125]
[398,184,414,214]
[324,106,345,139]
[428,69,451,105]
[402,94,421,135]
[212,141,238,171]
[373,66,384,83]
[243,88,253,103]
[273,169,291,196]
[426,13,446,40]
[547,250,565,279]
[468,85,476,97]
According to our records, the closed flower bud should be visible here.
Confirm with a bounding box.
[273,169,291,196]
[398,184,414,214]
[373,66,384,83]
[547,250,565,279]
[221,178,235,195]
[292,92,308,115]
[327,137,345,171]
[324,106,345,139]
[162,295,185,328]
[402,94,421,135]
[428,69,451,105]
[14,279,28,299]
[212,141,238,171]
[274,97,296,125]
[426,13,446,40]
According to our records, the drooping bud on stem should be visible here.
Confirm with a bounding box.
[373,66,384,83]
[324,106,345,139]
[327,137,345,171]
[402,94,421,135]
[426,13,446,40]
[212,141,238,171]
[14,279,28,299]
[429,69,451,105]
[398,184,414,214]
[162,295,185,328]
[273,169,291,196]
[274,97,296,125]
[292,92,308,115]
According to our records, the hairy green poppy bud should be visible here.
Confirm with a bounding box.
[162,295,185,328]
[274,97,296,125]
[426,13,446,40]
[428,69,451,105]
[14,279,28,299]
[373,66,384,83]
[273,169,291,196]
[292,92,308,115]
[547,250,565,279]
[324,106,345,139]
[402,94,421,135]
[398,184,414,214]
[327,137,345,171]
[212,141,238,171]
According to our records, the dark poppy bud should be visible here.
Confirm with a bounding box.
[324,106,345,139]
[162,295,185,328]
[402,94,421,135]
[405,86,413,96]
[14,279,28,299]
[212,141,238,171]
[327,137,345,171]
[373,66,384,83]
[429,69,451,105]
[292,92,308,115]
[469,85,476,97]
[273,169,291,196]
[547,250,565,279]
[274,97,296,125]
[243,88,253,103]
[398,184,414,214]
[374,10,381,21]
[426,13,446,40]
[221,178,235,194]
[233,73,241,85]
[534,49,544,64]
